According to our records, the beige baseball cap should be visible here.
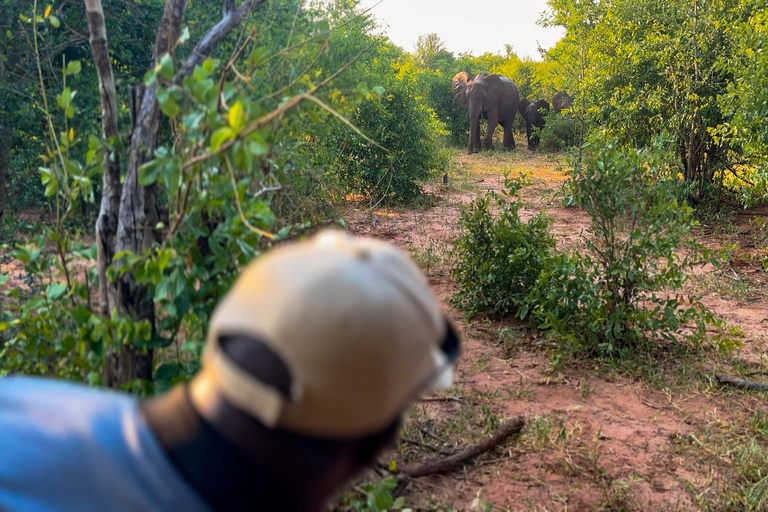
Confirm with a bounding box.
[189,230,460,438]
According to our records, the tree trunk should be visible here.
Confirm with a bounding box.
[85,0,121,319]
[0,138,8,221]
[107,0,187,386]
[88,0,265,387]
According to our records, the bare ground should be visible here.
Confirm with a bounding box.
[344,144,768,511]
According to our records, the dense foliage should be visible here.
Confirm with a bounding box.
[526,140,736,355]
[451,175,555,318]
[318,52,441,204]
[0,0,444,390]
[540,0,768,204]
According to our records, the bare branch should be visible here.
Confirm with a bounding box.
[400,417,525,478]
[176,0,265,82]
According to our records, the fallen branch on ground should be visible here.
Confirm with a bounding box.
[400,416,525,478]
[419,396,464,403]
[716,374,768,391]
[400,437,455,457]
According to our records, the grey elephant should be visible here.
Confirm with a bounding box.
[452,72,520,154]
[552,92,573,113]
[525,99,550,151]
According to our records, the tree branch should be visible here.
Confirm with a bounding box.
[716,374,768,392]
[400,417,525,478]
[180,44,376,172]
[176,0,265,82]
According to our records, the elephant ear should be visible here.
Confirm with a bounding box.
[452,71,474,109]
[518,98,531,118]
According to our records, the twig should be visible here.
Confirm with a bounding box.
[400,416,525,478]
[400,437,455,456]
[417,425,443,443]
[716,374,768,392]
[419,396,464,403]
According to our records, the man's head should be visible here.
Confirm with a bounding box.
[160,230,460,509]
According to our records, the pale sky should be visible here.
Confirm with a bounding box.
[358,0,565,60]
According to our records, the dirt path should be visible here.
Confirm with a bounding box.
[345,146,768,511]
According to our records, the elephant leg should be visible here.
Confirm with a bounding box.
[502,122,515,150]
[484,110,498,151]
[526,122,532,151]
[469,118,479,154]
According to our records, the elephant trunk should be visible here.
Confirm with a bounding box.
[468,94,482,154]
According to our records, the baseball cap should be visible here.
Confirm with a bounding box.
[189,230,461,438]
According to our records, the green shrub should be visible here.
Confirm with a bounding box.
[525,140,737,355]
[539,110,580,152]
[321,68,441,204]
[422,70,468,147]
[451,174,555,318]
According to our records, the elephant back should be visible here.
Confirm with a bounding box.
[451,71,474,110]
[533,99,550,112]
[496,76,520,123]
[552,93,572,113]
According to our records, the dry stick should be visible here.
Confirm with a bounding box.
[419,396,464,403]
[400,437,455,457]
[716,374,768,392]
[401,416,525,478]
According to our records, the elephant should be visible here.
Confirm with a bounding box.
[525,99,550,151]
[452,72,520,154]
[552,92,573,113]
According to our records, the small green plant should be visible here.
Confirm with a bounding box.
[451,174,555,318]
[526,139,737,356]
[341,477,408,512]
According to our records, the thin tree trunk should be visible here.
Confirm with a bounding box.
[102,0,264,387]
[108,0,187,386]
[85,0,121,319]
[0,139,8,221]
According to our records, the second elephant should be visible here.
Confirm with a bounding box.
[524,99,550,151]
[552,93,573,113]
[452,72,520,154]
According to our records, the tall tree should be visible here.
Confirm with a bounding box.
[414,33,454,70]
[86,0,265,385]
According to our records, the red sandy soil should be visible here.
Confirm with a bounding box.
[344,147,768,511]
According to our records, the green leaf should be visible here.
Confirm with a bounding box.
[178,26,190,45]
[46,282,68,300]
[157,87,180,117]
[49,15,59,28]
[138,159,162,186]
[63,60,81,76]
[248,47,270,67]
[228,101,244,131]
[156,53,174,81]
[72,305,92,324]
[210,127,234,151]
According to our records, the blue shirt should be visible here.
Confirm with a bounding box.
[0,377,210,512]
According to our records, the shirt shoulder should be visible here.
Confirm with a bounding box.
[0,377,209,512]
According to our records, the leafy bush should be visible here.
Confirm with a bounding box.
[451,174,555,318]
[525,140,737,355]
[539,110,580,152]
[422,70,468,147]
[321,60,441,204]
